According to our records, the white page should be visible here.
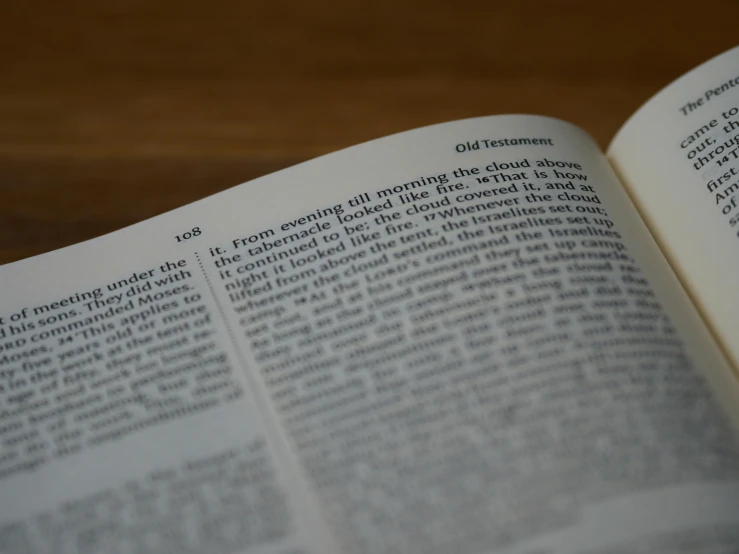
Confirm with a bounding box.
[608,46,739,372]
[0,193,337,551]
[189,115,739,554]
[2,115,739,554]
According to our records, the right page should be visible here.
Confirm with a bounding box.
[198,115,739,553]
[608,46,739,371]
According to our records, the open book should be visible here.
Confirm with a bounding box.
[2,47,739,554]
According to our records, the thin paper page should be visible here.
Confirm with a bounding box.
[0,227,337,550]
[2,115,739,554]
[608,46,739,372]
[201,115,739,554]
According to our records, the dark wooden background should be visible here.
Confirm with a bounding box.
[1,1,737,265]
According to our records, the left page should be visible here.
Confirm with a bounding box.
[0,215,338,550]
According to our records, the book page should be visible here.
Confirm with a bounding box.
[0,215,338,549]
[2,115,739,554]
[608,46,739,372]
[203,115,739,554]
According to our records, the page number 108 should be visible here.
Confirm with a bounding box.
[175,227,202,242]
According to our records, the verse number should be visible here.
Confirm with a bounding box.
[175,227,202,242]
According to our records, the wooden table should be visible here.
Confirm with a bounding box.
[1,1,736,266]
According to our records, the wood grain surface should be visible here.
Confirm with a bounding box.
[1,0,737,265]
